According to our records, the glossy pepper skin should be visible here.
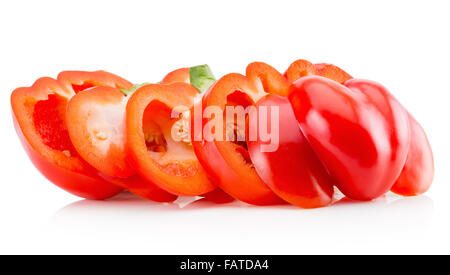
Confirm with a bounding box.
[11,77,122,199]
[391,114,434,196]
[289,76,411,200]
[247,94,334,208]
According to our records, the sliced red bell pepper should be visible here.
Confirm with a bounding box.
[289,76,411,200]
[126,82,216,196]
[11,77,122,199]
[66,86,133,178]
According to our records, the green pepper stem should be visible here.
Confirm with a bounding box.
[189,64,216,94]
[120,82,151,96]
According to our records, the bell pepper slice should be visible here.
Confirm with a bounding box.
[161,65,235,203]
[284,59,352,84]
[289,76,411,200]
[247,94,334,208]
[11,77,122,199]
[66,86,133,177]
[66,85,178,202]
[126,82,216,196]
[191,62,288,205]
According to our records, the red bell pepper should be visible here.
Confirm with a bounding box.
[286,60,434,198]
[11,61,433,205]
[288,76,411,200]
[11,77,122,199]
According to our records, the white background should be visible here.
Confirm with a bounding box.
[0,0,449,254]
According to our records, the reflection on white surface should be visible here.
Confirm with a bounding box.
[45,191,435,254]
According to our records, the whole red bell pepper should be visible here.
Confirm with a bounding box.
[288,76,413,200]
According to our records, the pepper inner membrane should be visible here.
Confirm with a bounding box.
[72,82,95,93]
[32,94,77,157]
[224,90,254,165]
[142,100,199,177]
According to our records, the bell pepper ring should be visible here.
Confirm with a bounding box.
[126,82,216,196]
[161,65,235,203]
